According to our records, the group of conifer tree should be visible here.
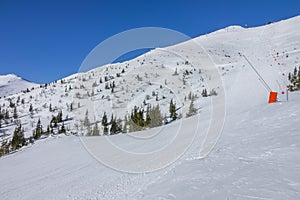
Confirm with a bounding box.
[0,100,67,157]
[288,66,300,91]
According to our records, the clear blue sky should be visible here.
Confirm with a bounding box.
[0,0,299,84]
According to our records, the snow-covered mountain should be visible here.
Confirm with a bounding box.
[0,15,299,199]
[0,74,38,98]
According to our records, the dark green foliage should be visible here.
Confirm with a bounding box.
[29,136,34,144]
[59,123,66,134]
[9,100,15,108]
[186,99,197,118]
[34,118,42,139]
[11,123,26,150]
[13,107,18,119]
[0,140,10,157]
[29,104,34,116]
[57,111,63,123]
[51,116,58,128]
[92,122,100,136]
[5,110,9,119]
[45,125,50,136]
[202,89,208,97]
[147,105,163,128]
[83,110,90,127]
[49,104,52,112]
[169,99,177,121]
[126,104,163,133]
[288,67,300,91]
[110,115,119,135]
[102,112,108,135]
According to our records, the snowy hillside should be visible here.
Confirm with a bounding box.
[0,74,38,98]
[0,15,300,199]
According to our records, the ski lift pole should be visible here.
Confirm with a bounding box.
[242,55,272,92]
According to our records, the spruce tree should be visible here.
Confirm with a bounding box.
[11,123,26,150]
[186,99,197,117]
[5,110,9,120]
[169,99,177,121]
[60,123,66,134]
[110,115,117,135]
[45,125,50,136]
[57,111,63,123]
[83,110,90,127]
[29,104,33,115]
[92,122,100,136]
[13,107,18,119]
[0,140,10,157]
[34,118,42,139]
[202,89,208,97]
[102,112,108,135]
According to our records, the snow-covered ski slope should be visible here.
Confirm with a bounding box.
[0,74,38,98]
[0,16,300,199]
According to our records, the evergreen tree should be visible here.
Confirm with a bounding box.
[145,106,151,126]
[188,92,192,100]
[186,99,197,117]
[29,136,34,144]
[110,115,117,135]
[169,99,177,121]
[34,118,42,139]
[92,122,100,136]
[0,140,10,157]
[202,89,208,97]
[59,123,66,134]
[5,110,9,120]
[83,110,90,127]
[57,111,63,123]
[102,112,108,135]
[116,118,123,133]
[149,105,163,127]
[45,125,50,136]
[29,104,33,115]
[11,123,26,150]
[51,116,58,128]
[13,106,18,119]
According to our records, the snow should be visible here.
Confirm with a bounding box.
[0,15,300,199]
[0,74,38,98]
